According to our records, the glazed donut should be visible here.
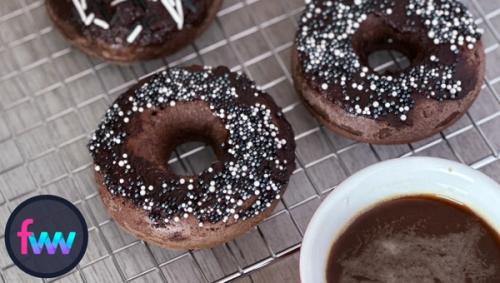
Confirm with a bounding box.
[293,0,485,144]
[46,0,222,63]
[88,66,296,249]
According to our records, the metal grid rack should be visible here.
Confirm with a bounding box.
[0,0,500,282]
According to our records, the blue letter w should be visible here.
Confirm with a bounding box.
[28,232,76,255]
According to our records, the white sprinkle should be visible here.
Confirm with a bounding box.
[72,0,94,26]
[110,0,127,6]
[127,25,143,43]
[160,0,184,30]
[93,18,109,29]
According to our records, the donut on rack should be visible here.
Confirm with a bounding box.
[293,0,485,144]
[88,66,296,249]
[46,0,222,62]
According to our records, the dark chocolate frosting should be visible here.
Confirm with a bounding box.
[54,0,210,46]
[295,0,482,123]
[88,66,296,225]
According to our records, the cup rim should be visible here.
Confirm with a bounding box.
[299,156,500,283]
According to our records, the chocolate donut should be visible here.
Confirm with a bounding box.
[293,0,485,144]
[88,66,296,249]
[46,0,222,63]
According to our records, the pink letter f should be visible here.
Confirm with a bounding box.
[17,218,33,255]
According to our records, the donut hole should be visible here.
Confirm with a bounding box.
[367,49,411,75]
[352,14,432,75]
[125,101,228,178]
[168,140,219,176]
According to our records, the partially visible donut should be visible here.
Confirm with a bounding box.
[46,0,222,63]
[88,66,296,250]
[293,0,485,144]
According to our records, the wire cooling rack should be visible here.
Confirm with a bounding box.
[0,0,500,282]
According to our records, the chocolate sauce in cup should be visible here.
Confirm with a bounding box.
[326,196,500,282]
[300,157,500,283]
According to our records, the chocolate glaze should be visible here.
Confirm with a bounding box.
[51,0,208,46]
[295,0,483,124]
[88,66,296,226]
[326,196,500,282]
[46,0,222,62]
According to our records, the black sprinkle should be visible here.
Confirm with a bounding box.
[89,67,294,225]
[296,0,482,122]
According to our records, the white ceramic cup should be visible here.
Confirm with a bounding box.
[300,157,500,283]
